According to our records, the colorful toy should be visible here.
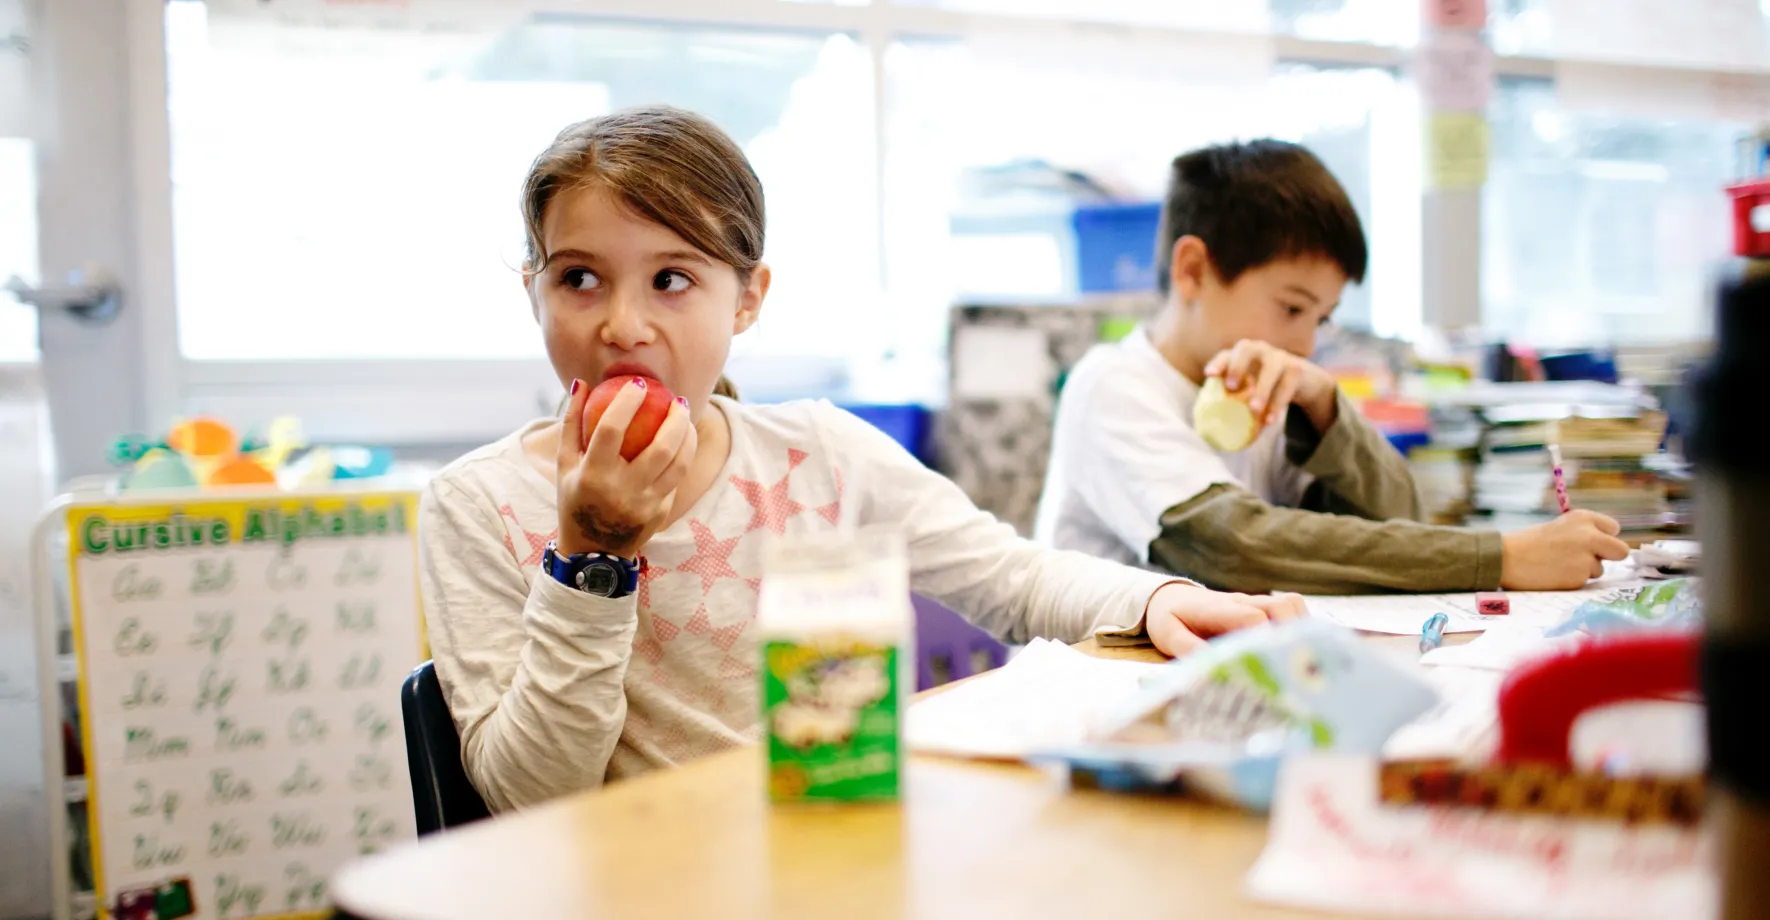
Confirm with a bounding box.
[242,416,307,470]
[120,450,197,492]
[165,416,238,481]
[330,445,394,480]
[282,446,338,489]
[205,455,278,487]
[109,415,384,493]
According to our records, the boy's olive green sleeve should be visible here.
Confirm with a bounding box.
[1283,390,1426,523]
[1147,483,1504,595]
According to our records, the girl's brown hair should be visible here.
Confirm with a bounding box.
[523,105,764,401]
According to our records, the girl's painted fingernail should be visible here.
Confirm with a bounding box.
[570,378,582,395]
[633,377,646,389]
[676,397,689,408]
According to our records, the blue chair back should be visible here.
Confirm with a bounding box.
[401,661,491,835]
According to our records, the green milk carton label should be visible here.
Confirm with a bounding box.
[763,638,901,802]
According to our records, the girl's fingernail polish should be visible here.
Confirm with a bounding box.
[633,377,646,389]
[676,397,689,408]
[570,378,582,395]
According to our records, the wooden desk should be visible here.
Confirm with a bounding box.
[332,637,1446,920]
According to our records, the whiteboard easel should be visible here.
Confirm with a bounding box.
[34,486,426,920]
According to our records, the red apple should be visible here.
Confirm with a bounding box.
[582,376,677,460]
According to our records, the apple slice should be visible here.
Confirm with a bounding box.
[1193,376,1261,453]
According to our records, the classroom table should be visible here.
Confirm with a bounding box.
[331,637,1442,920]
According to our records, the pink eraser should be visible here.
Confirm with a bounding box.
[1476,592,1509,616]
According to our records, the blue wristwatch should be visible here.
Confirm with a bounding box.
[541,540,641,599]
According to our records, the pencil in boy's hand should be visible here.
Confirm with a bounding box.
[1549,444,1571,514]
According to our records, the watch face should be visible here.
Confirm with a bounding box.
[577,561,622,597]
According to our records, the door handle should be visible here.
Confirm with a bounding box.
[4,268,122,325]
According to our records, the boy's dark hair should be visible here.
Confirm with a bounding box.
[1155,139,1368,295]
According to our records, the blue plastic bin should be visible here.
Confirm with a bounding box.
[1385,431,1432,456]
[1073,202,1162,294]
[838,403,934,467]
[1539,351,1620,384]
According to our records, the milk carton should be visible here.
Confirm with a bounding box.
[758,525,911,803]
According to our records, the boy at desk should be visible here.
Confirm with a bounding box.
[1035,140,1629,595]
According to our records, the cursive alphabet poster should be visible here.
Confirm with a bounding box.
[64,493,423,920]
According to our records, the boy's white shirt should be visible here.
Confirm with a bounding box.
[1034,325,1314,566]
[421,396,1177,811]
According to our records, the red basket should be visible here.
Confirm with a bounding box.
[1726,178,1770,257]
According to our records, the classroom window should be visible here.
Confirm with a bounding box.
[890,0,1416,45]
[1269,0,1416,45]
[1488,0,1770,69]
[0,138,37,363]
[883,40,1401,360]
[1481,79,1738,347]
[147,0,1756,425]
[164,3,876,362]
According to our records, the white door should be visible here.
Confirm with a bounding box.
[8,1,179,916]
[1,0,56,916]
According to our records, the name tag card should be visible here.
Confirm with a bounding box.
[1247,754,1716,920]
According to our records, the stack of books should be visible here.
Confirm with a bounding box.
[1409,445,1477,526]
[1473,418,1558,529]
[1553,413,1672,536]
[1406,404,1481,526]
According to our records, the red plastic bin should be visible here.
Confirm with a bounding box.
[1727,178,1770,257]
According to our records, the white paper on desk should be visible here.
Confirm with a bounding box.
[1305,562,1648,636]
[1246,754,1718,920]
[1420,623,1585,671]
[1382,667,1503,762]
[906,639,1170,760]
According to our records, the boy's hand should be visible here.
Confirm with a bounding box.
[1204,339,1339,433]
[1500,510,1631,590]
[1145,582,1307,658]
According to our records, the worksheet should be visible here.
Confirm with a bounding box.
[1304,562,1651,636]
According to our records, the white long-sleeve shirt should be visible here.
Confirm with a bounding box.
[420,397,1174,811]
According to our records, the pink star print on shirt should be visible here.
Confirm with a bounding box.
[674,520,744,593]
[729,447,809,535]
[498,504,555,566]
